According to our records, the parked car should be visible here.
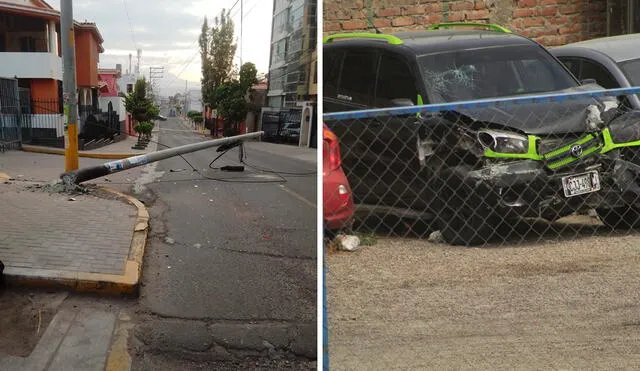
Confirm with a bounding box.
[323,123,355,234]
[279,122,301,143]
[550,33,640,110]
[323,23,640,245]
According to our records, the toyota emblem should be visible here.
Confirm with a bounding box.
[571,144,583,157]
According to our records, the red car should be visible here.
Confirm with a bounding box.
[323,123,355,232]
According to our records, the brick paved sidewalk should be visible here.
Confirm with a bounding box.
[0,182,135,278]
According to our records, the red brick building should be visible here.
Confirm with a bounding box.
[323,0,617,47]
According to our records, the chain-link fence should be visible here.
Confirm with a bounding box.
[324,87,640,246]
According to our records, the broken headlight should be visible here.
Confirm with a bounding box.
[477,130,529,154]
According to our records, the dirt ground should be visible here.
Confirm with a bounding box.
[0,290,67,357]
[326,223,640,370]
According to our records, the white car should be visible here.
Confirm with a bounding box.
[279,122,301,142]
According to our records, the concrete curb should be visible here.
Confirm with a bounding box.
[105,311,135,371]
[4,187,149,296]
[21,144,146,160]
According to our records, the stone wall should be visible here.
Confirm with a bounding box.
[324,0,607,46]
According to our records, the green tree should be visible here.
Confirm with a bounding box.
[215,81,247,132]
[213,61,261,134]
[199,17,215,107]
[208,9,237,102]
[122,78,159,124]
[239,62,258,92]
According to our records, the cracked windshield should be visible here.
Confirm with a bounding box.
[1,0,317,370]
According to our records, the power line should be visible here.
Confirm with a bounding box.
[171,39,199,74]
[229,0,243,20]
[122,0,138,50]
[160,49,199,90]
[157,38,199,90]
[243,0,259,19]
[164,0,242,93]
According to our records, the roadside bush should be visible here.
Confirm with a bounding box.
[135,122,154,141]
[187,110,200,120]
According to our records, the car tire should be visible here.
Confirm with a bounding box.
[596,206,640,229]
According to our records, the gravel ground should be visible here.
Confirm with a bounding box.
[326,223,640,370]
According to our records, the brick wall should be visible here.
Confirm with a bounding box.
[324,0,606,46]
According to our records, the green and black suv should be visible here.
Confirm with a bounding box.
[323,23,640,246]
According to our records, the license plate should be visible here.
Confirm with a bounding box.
[562,170,601,198]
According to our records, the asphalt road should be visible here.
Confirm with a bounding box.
[133,118,317,365]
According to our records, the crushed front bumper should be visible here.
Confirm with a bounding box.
[465,155,640,218]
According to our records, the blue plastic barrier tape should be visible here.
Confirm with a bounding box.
[323,87,640,121]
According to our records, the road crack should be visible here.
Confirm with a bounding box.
[152,238,314,261]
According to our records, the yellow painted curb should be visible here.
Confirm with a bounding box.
[0,172,10,180]
[101,187,150,292]
[22,145,145,160]
[3,187,149,297]
[105,311,134,371]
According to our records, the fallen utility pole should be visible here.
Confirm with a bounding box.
[60,132,262,185]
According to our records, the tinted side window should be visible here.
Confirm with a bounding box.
[580,59,619,89]
[557,57,581,80]
[338,50,377,107]
[323,49,342,98]
[375,53,418,107]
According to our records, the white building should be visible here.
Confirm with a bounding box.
[186,89,202,113]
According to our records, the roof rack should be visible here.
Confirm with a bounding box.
[323,33,404,45]
[427,22,511,33]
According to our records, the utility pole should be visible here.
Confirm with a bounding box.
[149,66,164,103]
[61,0,78,171]
[184,80,188,114]
[61,132,263,184]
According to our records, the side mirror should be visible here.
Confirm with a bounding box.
[391,98,415,107]
[581,78,597,86]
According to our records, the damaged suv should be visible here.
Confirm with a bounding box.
[323,24,640,245]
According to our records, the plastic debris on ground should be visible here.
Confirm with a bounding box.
[428,231,444,244]
[336,234,361,252]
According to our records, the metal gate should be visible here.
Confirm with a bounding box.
[0,77,22,149]
[260,108,302,144]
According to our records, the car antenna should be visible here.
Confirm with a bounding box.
[360,9,382,34]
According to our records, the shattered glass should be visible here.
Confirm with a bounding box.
[418,45,577,103]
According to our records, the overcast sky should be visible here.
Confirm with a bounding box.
[46,0,273,96]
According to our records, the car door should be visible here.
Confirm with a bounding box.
[323,47,379,204]
[372,51,423,208]
[557,56,638,109]
[556,57,620,89]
